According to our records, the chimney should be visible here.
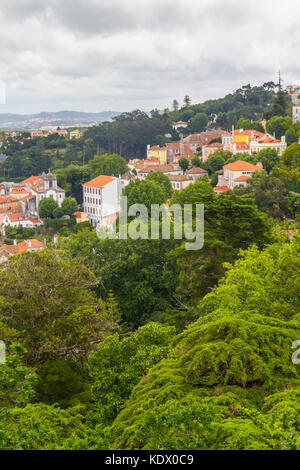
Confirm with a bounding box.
[28,240,32,248]
[13,239,17,246]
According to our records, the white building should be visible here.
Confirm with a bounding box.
[250,136,287,156]
[137,164,183,179]
[293,104,300,123]
[0,213,42,235]
[214,160,264,193]
[172,121,188,131]
[83,175,121,228]
[0,171,65,218]
[167,174,194,191]
[21,172,65,212]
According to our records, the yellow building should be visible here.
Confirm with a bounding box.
[69,129,82,140]
[146,145,167,164]
[234,134,249,144]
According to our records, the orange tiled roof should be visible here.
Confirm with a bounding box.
[186,167,208,174]
[214,186,231,193]
[203,142,223,148]
[234,175,251,182]
[0,244,20,255]
[235,143,250,149]
[0,195,18,203]
[234,129,265,139]
[83,175,115,189]
[224,160,263,172]
[10,187,29,194]
[6,213,26,222]
[21,176,40,185]
[167,175,192,182]
[17,239,45,252]
[258,137,275,144]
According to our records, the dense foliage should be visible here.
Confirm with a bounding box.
[0,81,298,451]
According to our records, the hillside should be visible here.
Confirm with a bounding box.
[0,110,121,129]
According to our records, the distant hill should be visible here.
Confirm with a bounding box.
[0,110,121,129]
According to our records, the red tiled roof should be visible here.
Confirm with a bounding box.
[21,176,40,184]
[140,164,177,174]
[235,143,250,149]
[234,129,265,139]
[224,160,263,172]
[83,175,115,189]
[0,244,20,255]
[0,195,18,203]
[167,175,192,182]
[186,167,208,174]
[258,137,275,144]
[203,142,223,148]
[0,239,44,256]
[234,175,251,182]
[10,187,28,194]
[213,186,231,193]
[17,239,45,252]
[6,213,26,222]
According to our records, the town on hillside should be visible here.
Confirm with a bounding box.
[1,0,300,452]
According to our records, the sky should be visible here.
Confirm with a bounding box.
[0,0,299,114]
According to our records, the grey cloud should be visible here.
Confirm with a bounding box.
[0,0,299,114]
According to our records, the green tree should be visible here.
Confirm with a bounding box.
[206,153,225,173]
[183,95,192,107]
[234,172,290,219]
[61,197,78,216]
[36,359,91,409]
[171,179,272,304]
[274,143,300,181]
[0,250,118,365]
[88,154,128,178]
[256,148,280,174]
[0,343,36,408]
[266,116,292,139]
[265,90,290,119]
[38,197,59,218]
[172,99,179,111]
[146,171,173,199]
[189,113,208,133]
[108,236,300,450]
[123,179,167,213]
[53,206,64,219]
[88,323,175,425]
[191,156,202,167]
[0,404,87,450]
[94,237,180,328]
[178,157,189,172]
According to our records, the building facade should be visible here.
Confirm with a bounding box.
[214,160,264,193]
[83,175,121,228]
[293,104,300,123]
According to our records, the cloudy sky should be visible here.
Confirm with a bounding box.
[0,0,299,114]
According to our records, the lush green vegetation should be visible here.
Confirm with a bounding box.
[0,233,299,449]
[0,81,299,450]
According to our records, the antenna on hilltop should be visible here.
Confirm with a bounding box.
[278,70,283,91]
